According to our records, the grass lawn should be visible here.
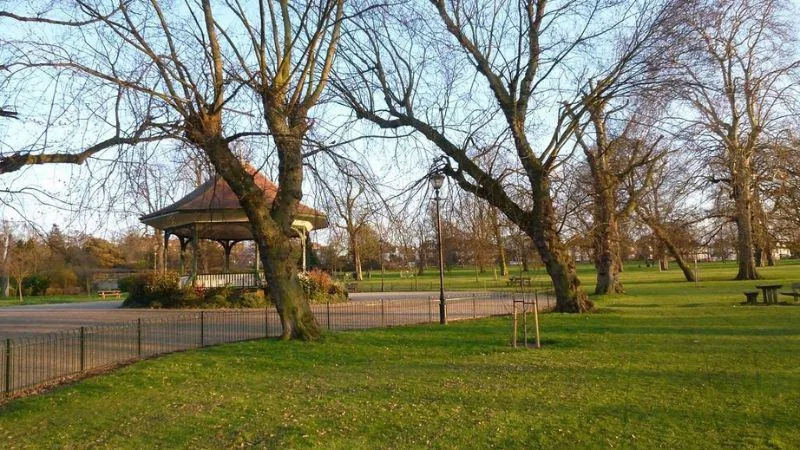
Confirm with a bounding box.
[0,293,125,308]
[1,261,799,447]
[340,259,795,293]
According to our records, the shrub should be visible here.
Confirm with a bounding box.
[122,271,198,308]
[231,289,268,308]
[298,269,348,304]
[117,275,137,293]
[22,274,50,296]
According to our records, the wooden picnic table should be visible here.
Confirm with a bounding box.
[755,284,782,304]
[507,277,532,287]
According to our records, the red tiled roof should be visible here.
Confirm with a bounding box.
[140,165,324,220]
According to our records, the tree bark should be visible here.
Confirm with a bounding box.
[645,219,696,282]
[588,164,624,295]
[1,230,9,298]
[350,234,363,281]
[732,165,760,280]
[490,208,508,277]
[526,174,592,312]
[188,117,319,340]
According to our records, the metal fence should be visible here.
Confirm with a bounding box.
[1,291,549,398]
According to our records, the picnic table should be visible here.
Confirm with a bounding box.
[507,277,532,287]
[755,284,782,304]
[98,290,122,299]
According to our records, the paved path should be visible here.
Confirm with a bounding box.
[0,291,502,339]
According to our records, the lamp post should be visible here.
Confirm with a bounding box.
[379,238,385,292]
[430,171,447,324]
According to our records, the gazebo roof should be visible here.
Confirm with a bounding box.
[140,166,328,241]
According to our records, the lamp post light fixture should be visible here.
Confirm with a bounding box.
[430,171,447,325]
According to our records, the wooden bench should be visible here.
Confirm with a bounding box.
[98,290,122,299]
[780,283,800,302]
[743,291,759,304]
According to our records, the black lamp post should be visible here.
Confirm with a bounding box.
[379,238,385,292]
[430,171,447,324]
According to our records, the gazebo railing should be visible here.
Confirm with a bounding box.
[180,272,266,289]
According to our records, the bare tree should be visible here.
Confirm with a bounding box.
[2,0,346,339]
[667,0,800,279]
[335,0,671,311]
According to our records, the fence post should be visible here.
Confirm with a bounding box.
[428,296,432,323]
[4,338,10,396]
[326,302,331,330]
[533,290,541,349]
[200,311,205,347]
[265,308,269,338]
[80,327,86,372]
[137,319,142,357]
[472,293,476,319]
[381,298,386,328]
[512,301,518,348]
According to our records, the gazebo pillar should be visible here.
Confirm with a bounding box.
[162,231,170,274]
[179,237,189,275]
[220,240,236,273]
[191,224,199,286]
[294,228,308,272]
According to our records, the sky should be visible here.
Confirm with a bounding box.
[2,0,799,242]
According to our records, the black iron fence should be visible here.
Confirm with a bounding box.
[2,291,549,398]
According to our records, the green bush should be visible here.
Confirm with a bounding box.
[117,275,137,293]
[298,269,349,304]
[122,271,198,308]
[22,274,50,296]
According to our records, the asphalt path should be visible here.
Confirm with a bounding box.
[0,291,495,339]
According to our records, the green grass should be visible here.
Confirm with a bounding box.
[347,259,799,293]
[0,293,126,308]
[1,262,800,448]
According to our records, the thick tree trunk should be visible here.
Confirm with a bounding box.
[192,121,319,340]
[732,169,760,280]
[587,153,623,295]
[527,174,592,312]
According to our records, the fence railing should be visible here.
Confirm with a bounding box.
[179,272,266,288]
[2,291,549,398]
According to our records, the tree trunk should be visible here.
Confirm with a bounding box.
[732,168,760,280]
[754,246,764,267]
[646,219,696,282]
[765,246,775,266]
[490,209,508,277]
[587,154,623,295]
[193,125,319,340]
[351,236,363,281]
[17,277,23,304]
[1,230,9,298]
[526,174,592,312]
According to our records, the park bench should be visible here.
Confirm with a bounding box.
[743,291,759,304]
[507,277,532,287]
[345,282,359,293]
[98,290,122,299]
[780,283,800,302]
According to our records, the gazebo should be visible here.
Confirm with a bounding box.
[139,166,328,288]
